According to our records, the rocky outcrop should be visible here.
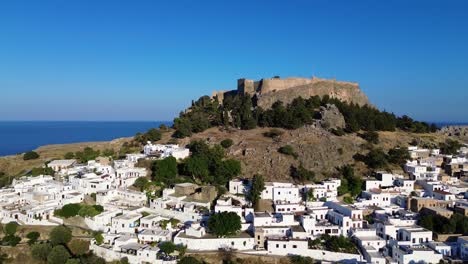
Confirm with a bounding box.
[213,76,372,109]
[438,126,468,142]
[319,104,346,129]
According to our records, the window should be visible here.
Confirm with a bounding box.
[293,245,297,248]
[283,245,286,248]
[276,244,279,248]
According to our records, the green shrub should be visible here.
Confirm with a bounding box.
[50,226,72,246]
[93,232,104,245]
[330,128,345,136]
[47,245,71,264]
[278,145,298,159]
[31,167,55,176]
[64,152,75,159]
[343,196,354,204]
[31,243,52,262]
[360,131,379,144]
[4,222,18,236]
[263,129,283,138]
[291,165,315,183]
[23,151,39,160]
[54,203,82,218]
[133,177,149,191]
[207,212,241,237]
[2,235,21,246]
[26,231,40,245]
[220,139,234,148]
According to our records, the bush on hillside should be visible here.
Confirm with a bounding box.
[23,151,39,160]
[278,145,298,159]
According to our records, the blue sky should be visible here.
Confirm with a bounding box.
[0,0,467,122]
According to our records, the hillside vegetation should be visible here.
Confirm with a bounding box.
[173,94,437,138]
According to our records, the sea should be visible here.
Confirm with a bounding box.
[0,121,171,157]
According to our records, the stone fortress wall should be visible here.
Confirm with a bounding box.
[212,75,371,109]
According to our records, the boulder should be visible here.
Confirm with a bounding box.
[319,104,346,129]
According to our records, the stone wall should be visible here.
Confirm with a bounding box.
[211,76,371,109]
[255,77,370,109]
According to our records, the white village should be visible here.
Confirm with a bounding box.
[1,141,467,264]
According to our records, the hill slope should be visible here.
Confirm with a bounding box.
[179,125,450,181]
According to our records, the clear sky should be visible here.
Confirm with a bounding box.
[0,0,467,122]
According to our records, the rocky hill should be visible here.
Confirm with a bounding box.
[179,125,449,182]
[439,126,468,142]
[212,76,371,109]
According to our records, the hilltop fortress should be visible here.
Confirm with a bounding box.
[212,76,371,109]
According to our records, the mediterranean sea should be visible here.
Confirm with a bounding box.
[0,121,170,156]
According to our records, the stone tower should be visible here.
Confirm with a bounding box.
[237,78,255,95]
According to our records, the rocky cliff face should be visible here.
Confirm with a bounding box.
[254,77,371,109]
[319,104,346,129]
[438,126,468,142]
[213,76,371,109]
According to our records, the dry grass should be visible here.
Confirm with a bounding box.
[0,137,132,177]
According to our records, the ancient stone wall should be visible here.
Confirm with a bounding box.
[255,78,370,109]
[211,76,371,108]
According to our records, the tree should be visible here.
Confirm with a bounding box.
[31,243,52,262]
[2,235,20,246]
[78,205,101,217]
[213,159,241,185]
[152,157,178,185]
[4,222,17,236]
[220,139,234,149]
[208,212,241,237]
[1,222,20,246]
[388,147,410,165]
[440,139,462,155]
[23,151,40,160]
[54,203,82,218]
[26,231,40,245]
[47,245,71,264]
[49,226,72,246]
[74,147,100,163]
[247,174,265,208]
[363,148,388,169]
[64,152,75,159]
[133,177,149,191]
[173,118,192,138]
[135,128,162,144]
[159,241,177,255]
[68,239,89,256]
[291,165,315,183]
[183,157,210,182]
[337,165,362,197]
[93,232,104,245]
[102,149,115,157]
